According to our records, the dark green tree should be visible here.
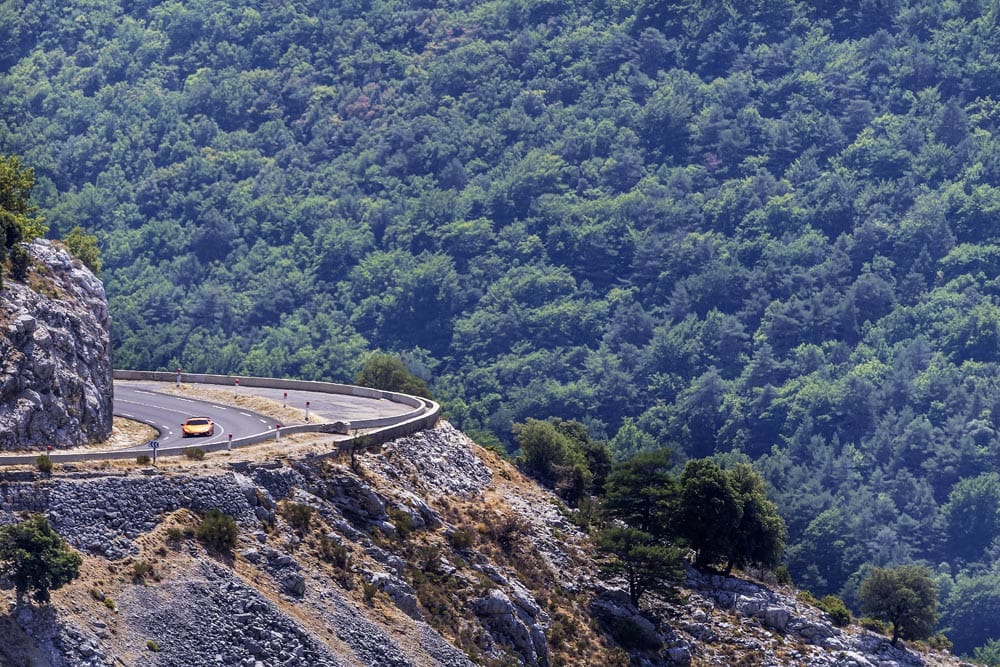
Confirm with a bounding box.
[63,226,102,274]
[941,472,1000,562]
[0,155,45,287]
[859,565,938,647]
[354,353,432,398]
[941,573,1000,655]
[676,459,742,568]
[0,514,82,605]
[513,418,592,502]
[725,463,787,574]
[596,525,685,607]
[602,447,677,538]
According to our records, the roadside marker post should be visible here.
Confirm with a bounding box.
[305,401,310,423]
[283,392,287,408]
[228,433,233,452]
[176,368,181,387]
[234,378,240,398]
[275,424,281,442]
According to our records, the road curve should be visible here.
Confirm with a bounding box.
[113,383,279,451]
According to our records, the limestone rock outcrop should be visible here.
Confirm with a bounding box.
[0,239,112,450]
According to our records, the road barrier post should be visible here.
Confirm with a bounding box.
[176,368,181,387]
[305,401,310,423]
[283,391,287,408]
[228,433,233,452]
[234,378,240,398]
[275,424,280,442]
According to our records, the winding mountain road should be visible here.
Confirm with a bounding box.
[112,379,418,451]
[0,373,439,465]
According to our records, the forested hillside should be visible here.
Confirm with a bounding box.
[6,0,1000,655]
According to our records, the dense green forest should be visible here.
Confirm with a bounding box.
[6,0,1000,654]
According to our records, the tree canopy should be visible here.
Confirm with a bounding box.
[0,514,82,605]
[859,565,938,647]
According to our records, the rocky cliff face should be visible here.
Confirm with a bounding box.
[0,239,112,450]
[0,423,973,667]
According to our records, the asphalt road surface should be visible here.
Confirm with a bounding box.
[113,382,277,451]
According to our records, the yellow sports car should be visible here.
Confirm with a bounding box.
[181,417,215,437]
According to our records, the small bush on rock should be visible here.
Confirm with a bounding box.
[146,640,160,652]
[819,595,851,627]
[131,560,155,583]
[389,507,414,541]
[35,454,52,474]
[859,617,889,635]
[282,502,314,534]
[196,509,238,554]
[447,527,475,550]
[607,616,662,651]
[182,447,205,461]
[319,536,349,569]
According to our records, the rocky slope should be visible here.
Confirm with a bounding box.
[0,423,975,667]
[0,239,112,450]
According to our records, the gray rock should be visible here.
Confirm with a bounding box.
[0,240,113,450]
[281,571,306,596]
[474,588,550,665]
[370,572,422,620]
[763,606,790,631]
[667,646,692,666]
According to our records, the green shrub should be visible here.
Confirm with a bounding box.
[131,560,155,582]
[196,509,238,554]
[607,616,662,651]
[859,617,889,635]
[146,639,160,652]
[318,536,350,569]
[182,447,205,461]
[136,454,151,465]
[447,527,475,550]
[388,507,414,541]
[775,565,793,586]
[362,580,379,603]
[796,590,819,605]
[819,595,851,627]
[35,454,53,474]
[165,526,184,542]
[282,502,314,534]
